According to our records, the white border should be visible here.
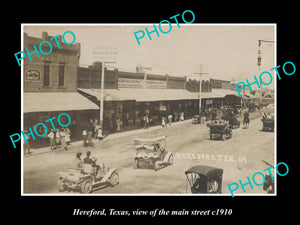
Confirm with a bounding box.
[21,23,277,197]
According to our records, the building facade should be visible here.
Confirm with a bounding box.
[77,63,199,132]
[23,32,99,147]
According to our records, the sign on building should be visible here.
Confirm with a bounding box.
[25,70,41,82]
[118,78,167,89]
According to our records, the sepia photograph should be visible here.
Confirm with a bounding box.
[20,24,276,196]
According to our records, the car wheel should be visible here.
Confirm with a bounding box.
[134,159,139,169]
[80,179,93,194]
[57,178,66,192]
[222,134,227,141]
[154,161,162,171]
[109,171,119,187]
[168,154,174,165]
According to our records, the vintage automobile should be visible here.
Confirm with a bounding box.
[207,120,232,141]
[185,165,223,194]
[134,136,173,171]
[56,159,119,193]
[261,112,274,132]
[192,115,201,124]
[225,115,240,129]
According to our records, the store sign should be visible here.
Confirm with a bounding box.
[118,78,144,88]
[118,78,167,89]
[146,80,167,89]
[25,70,41,82]
[206,99,213,104]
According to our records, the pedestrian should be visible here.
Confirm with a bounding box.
[47,129,55,150]
[94,121,100,140]
[243,110,250,128]
[55,129,61,148]
[168,114,173,126]
[143,114,149,129]
[174,112,178,122]
[60,128,68,150]
[162,117,167,128]
[87,130,95,147]
[88,118,95,138]
[116,118,121,131]
[96,126,105,140]
[180,111,184,121]
[64,127,71,145]
[23,129,32,155]
[82,129,88,147]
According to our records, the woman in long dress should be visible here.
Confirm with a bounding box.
[60,129,68,150]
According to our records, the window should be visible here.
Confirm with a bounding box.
[43,62,50,87]
[59,63,65,87]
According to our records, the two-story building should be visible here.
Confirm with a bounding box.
[23,32,99,147]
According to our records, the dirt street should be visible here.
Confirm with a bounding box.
[23,113,275,195]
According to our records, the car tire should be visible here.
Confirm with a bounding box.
[134,159,139,169]
[168,154,174,165]
[57,178,66,192]
[154,161,162,171]
[80,179,93,194]
[222,134,227,141]
[109,171,119,187]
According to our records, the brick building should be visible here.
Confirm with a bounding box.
[77,63,199,131]
[23,32,99,147]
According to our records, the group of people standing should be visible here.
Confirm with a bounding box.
[82,118,104,147]
[162,111,184,128]
[47,127,71,151]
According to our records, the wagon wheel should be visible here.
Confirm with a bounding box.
[222,134,227,141]
[57,178,66,192]
[80,179,93,194]
[109,171,119,187]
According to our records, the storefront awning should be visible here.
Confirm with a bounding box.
[78,88,134,101]
[78,88,199,102]
[23,92,99,113]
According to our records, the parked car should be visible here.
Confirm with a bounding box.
[192,115,201,124]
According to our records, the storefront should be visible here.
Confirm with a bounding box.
[78,88,199,131]
[23,92,99,148]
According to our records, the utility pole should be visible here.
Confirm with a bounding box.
[193,64,208,114]
[93,46,118,129]
[257,39,275,105]
[100,61,105,128]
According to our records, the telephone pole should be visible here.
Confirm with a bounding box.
[193,64,208,114]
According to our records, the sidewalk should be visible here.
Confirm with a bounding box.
[26,119,192,156]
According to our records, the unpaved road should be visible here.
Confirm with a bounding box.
[23,113,274,195]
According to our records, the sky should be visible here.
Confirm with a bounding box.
[23,24,275,83]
